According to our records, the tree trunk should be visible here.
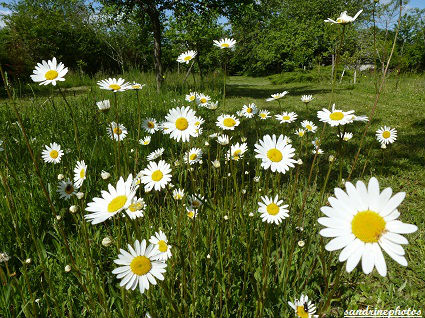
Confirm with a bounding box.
[146,3,163,92]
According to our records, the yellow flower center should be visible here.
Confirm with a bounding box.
[132,85,141,89]
[329,111,344,121]
[247,108,252,113]
[223,118,236,127]
[79,169,85,179]
[184,55,192,61]
[50,150,59,159]
[282,115,290,120]
[189,95,195,101]
[260,113,266,118]
[45,70,59,80]
[128,202,142,212]
[192,200,201,208]
[187,211,194,218]
[65,184,74,195]
[176,117,189,131]
[113,127,123,135]
[200,98,207,103]
[109,84,121,90]
[107,195,127,213]
[306,125,312,131]
[151,170,163,181]
[130,256,152,276]
[189,153,197,161]
[298,131,305,137]
[296,306,309,318]
[158,240,168,252]
[382,131,391,139]
[147,121,155,128]
[351,210,386,243]
[221,43,229,48]
[266,203,279,215]
[267,148,283,162]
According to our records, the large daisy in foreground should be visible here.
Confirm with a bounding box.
[85,175,137,224]
[254,134,296,174]
[162,106,199,142]
[30,57,68,86]
[318,177,417,276]
[177,50,197,64]
[325,10,363,24]
[112,239,166,294]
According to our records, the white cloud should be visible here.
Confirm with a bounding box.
[0,9,11,28]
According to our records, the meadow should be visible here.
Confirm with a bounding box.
[0,66,424,318]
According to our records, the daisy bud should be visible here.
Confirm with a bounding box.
[328,155,335,162]
[298,240,305,247]
[130,148,134,153]
[35,299,40,304]
[207,254,211,259]
[69,205,78,214]
[297,159,303,165]
[249,212,254,217]
[25,258,31,264]
[242,189,247,194]
[102,237,113,247]
[258,188,262,192]
[227,173,231,177]
[199,160,203,164]
[101,170,110,180]
[381,144,387,149]
[64,265,71,273]
[254,176,260,183]
[295,226,304,232]
[245,171,249,175]
[190,168,194,172]
[174,160,180,167]
[56,215,62,221]
[212,160,220,168]
[205,141,209,146]
[76,192,84,199]
[57,174,64,180]
[224,215,229,220]
[241,137,247,142]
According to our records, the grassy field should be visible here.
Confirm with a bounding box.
[0,71,424,317]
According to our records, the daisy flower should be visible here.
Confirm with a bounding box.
[213,38,236,49]
[301,120,317,133]
[266,91,288,102]
[162,106,199,142]
[130,83,145,90]
[112,239,166,294]
[241,103,258,118]
[97,100,110,112]
[97,78,131,92]
[352,115,368,122]
[30,57,68,86]
[206,101,218,110]
[173,188,185,200]
[125,198,146,219]
[107,122,128,141]
[376,126,397,145]
[196,93,211,107]
[318,177,418,276]
[147,148,164,161]
[340,132,353,141]
[140,160,172,192]
[301,95,314,104]
[184,148,203,165]
[325,10,363,24]
[139,136,151,145]
[217,134,230,145]
[149,231,172,261]
[317,104,354,127]
[288,294,318,318]
[275,112,297,123]
[187,207,198,219]
[73,160,87,188]
[185,92,198,103]
[85,174,137,224]
[188,194,204,209]
[312,148,324,155]
[216,114,240,131]
[57,179,77,200]
[258,110,270,120]
[227,142,248,161]
[142,118,159,134]
[42,142,64,164]
[258,195,289,224]
[254,134,296,174]
[177,50,197,64]
[295,129,305,137]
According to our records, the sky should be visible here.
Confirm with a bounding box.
[1,0,424,28]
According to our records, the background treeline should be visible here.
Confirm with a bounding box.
[0,0,424,84]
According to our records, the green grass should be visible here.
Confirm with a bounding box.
[0,72,424,317]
